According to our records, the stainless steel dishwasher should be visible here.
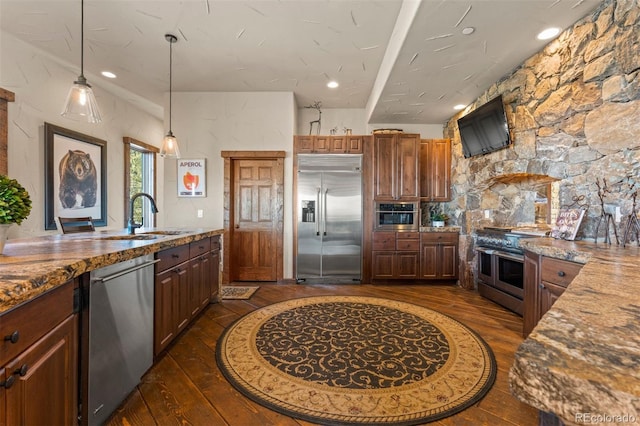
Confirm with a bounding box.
[87,253,158,426]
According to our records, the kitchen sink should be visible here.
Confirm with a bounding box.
[100,234,160,241]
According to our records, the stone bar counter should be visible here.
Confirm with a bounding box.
[0,228,223,314]
[509,237,640,424]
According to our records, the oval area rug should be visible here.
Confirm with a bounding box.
[216,296,496,425]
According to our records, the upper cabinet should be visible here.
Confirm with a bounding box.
[420,139,451,201]
[374,133,419,201]
[294,135,365,154]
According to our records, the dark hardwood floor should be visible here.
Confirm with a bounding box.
[106,284,538,426]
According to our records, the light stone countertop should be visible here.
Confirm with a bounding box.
[0,228,223,314]
[419,226,461,232]
[509,237,640,424]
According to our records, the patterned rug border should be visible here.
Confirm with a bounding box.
[220,286,260,300]
[216,296,497,425]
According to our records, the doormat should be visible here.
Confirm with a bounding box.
[217,296,496,425]
[221,286,259,300]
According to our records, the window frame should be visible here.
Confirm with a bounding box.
[123,137,159,228]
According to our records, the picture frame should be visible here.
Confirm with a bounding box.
[550,208,586,241]
[44,123,107,230]
[177,158,206,197]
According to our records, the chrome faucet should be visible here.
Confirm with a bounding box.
[128,192,159,234]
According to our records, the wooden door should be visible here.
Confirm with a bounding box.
[154,269,176,355]
[232,159,279,281]
[420,244,438,279]
[440,243,458,278]
[396,134,419,200]
[374,134,396,200]
[5,315,77,426]
[396,252,419,278]
[523,251,540,337]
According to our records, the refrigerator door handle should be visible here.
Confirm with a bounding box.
[323,188,328,236]
[316,187,321,236]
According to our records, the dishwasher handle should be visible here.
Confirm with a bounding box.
[91,259,160,283]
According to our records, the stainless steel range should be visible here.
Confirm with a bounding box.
[475,227,540,315]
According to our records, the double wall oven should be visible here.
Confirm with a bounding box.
[475,228,535,315]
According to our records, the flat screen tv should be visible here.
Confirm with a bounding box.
[457,95,511,158]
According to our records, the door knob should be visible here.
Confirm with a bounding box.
[235,224,240,229]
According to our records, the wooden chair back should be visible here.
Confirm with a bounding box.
[58,217,95,234]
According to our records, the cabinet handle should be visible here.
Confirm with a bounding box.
[2,375,15,389]
[4,330,19,344]
[539,284,545,289]
[172,254,180,259]
[557,271,566,277]
[15,364,28,377]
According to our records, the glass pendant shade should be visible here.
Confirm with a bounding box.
[62,75,102,123]
[160,131,181,159]
[61,0,102,123]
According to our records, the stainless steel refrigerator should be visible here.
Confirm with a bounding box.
[296,154,362,283]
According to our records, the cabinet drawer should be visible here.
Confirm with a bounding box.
[0,280,74,366]
[156,244,190,272]
[421,232,458,243]
[396,231,420,240]
[190,238,211,258]
[373,232,396,250]
[211,236,221,251]
[541,257,582,287]
[396,239,420,251]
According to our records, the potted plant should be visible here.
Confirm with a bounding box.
[0,175,32,253]
[431,212,449,227]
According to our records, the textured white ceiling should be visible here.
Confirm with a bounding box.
[1,0,602,124]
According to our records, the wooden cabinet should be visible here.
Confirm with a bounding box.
[294,135,365,154]
[189,238,211,317]
[154,236,221,355]
[420,232,458,280]
[374,133,419,201]
[154,244,190,355]
[372,231,420,279]
[420,139,451,201]
[523,251,540,337]
[523,252,583,337]
[209,236,221,302]
[1,280,78,426]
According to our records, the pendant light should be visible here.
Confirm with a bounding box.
[160,34,181,159]
[61,0,102,123]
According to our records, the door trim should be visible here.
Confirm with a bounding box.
[221,151,285,284]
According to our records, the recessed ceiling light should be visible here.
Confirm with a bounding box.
[101,71,117,79]
[461,27,475,35]
[537,27,561,40]
[453,104,466,110]
[327,81,339,89]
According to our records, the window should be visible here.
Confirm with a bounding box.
[123,137,158,228]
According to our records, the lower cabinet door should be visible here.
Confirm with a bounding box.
[4,315,77,426]
[420,244,438,279]
[210,249,221,302]
[396,252,419,278]
[372,252,395,279]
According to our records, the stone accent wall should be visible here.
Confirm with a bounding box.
[443,0,640,289]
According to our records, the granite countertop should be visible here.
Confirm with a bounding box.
[419,226,461,232]
[509,237,640,423]
[0,228,223,314]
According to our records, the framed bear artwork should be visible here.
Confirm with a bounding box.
[44,123,107,230]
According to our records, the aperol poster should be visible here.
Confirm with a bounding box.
[177,159,206,197]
